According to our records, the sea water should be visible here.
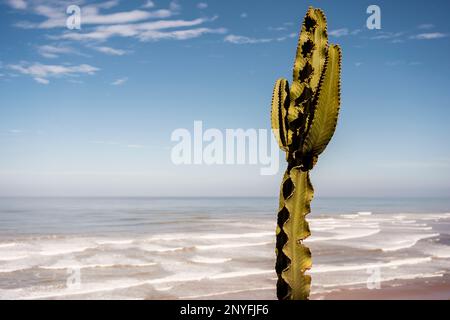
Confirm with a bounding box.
[0,197,449,299]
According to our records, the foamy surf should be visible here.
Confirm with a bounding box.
[1,196,449,300]
[190,256,232,264]
[311,257,432,273]
[381,233,440,252]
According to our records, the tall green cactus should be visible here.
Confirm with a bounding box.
[271,6,342,300]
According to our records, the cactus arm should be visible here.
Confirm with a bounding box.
[271,78,290,151]
[303,45,342,157]
[309,9,329,92]
[287,8,329,153]
[291,7,328,101]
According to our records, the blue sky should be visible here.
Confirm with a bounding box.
[0,0,449,197]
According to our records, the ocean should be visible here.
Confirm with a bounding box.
[0,197,449,299]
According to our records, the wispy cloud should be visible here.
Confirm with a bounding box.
[142,0,155,9]
[14,1,178,29]
[410,32,447,40]
[92,46,128,55]
[224,33,295,45]
[9,1,226,47]
[8,62,99,84]
[224,35,272,44]
[240,13,248,19]
[371,31,404,40]
[418,24,435,30]
[57,18,225,42]
[111,77,128,85]
[268,26,287,32]
[385,60,422,67]
[7,0,27,10]
[34,77,49,84]
[197,2,208,9]
[329,28,361,38]
[329,28,349,38]
[37,44,78,58]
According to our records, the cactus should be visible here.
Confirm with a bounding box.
[271,6,342,300]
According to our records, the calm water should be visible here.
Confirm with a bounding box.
[0,197,449,299]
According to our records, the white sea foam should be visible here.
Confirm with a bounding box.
[311,257,432,274]
[0,266,29,273]
[307,228,380,242]
[381,233,439,252]
[322,272,445,288]
[179,286,273,299]
[0,254,27,261]
[340,214,360,219]
[40,262,157,270]
[398,220,418,224]
[96,240,134,245]
[2,268,276,299]
[424,244,450,258]
[0,243,17,248]
[209,269,274,280]
[190,256,232,264]
[147,232,273,242]
[195,242,272,250]
[38,244,97,256]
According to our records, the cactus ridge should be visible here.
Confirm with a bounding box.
[271,6,341,300]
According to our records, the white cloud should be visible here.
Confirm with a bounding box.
[197,2,208,9]
[240,13,247,18]
[355,62,363,67]
[111,77,128,85]
[329,28,349,37]
[93,46,127,55]
[8,62,99,84]
[418,24,434,30]
[7,0,27,10]
[328,28,362,38]
[268,26,287,31]
[16,1,177,29]
[224,33,293,45]
[57,17,224,42]
[143,0,155,8]
[8,0,227,63]
[34,77,49,84]
[410,32,447,40]
[224,35,272,44]
[138,27,226,41]
[37,44,77,58]
[371,31,404,40]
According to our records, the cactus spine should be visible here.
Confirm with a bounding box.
[271,6,342,300]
